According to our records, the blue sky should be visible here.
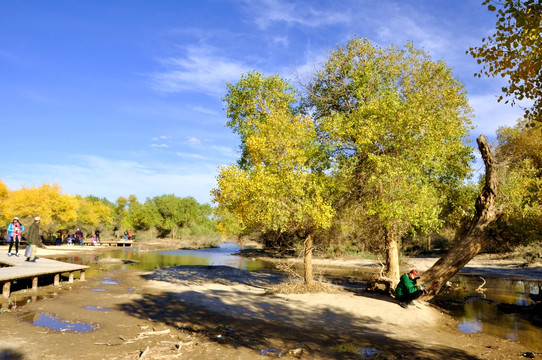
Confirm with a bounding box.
[0,1,527,205]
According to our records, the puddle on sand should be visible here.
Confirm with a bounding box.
[100,278,120,285]
[458,319,483,334]
[91,278,120,286]
[82,305,111,312]
[92,288,106,292]
[19,312,98,332]
[330,344,379,358]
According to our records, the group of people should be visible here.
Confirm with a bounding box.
[6,216,42,262]
[55,228,101,246]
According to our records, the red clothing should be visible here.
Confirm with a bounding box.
[13,223,22,237]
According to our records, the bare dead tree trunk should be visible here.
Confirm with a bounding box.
[421,134,501,295]
[303,233,314,285]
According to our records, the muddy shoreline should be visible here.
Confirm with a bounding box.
[0,241,540,359]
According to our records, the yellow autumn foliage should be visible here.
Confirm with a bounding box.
[0,183,78,229]
[76,196,112,227]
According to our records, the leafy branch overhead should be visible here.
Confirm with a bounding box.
[468,0,542,124]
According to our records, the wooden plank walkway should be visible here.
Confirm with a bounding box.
[61,239,134,247]
[0,253,88,298]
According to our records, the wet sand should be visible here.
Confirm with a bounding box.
[0,242,538,359]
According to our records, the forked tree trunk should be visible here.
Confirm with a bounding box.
[421,135,501,295]
[304,233,314,285]
[385,224,400,288]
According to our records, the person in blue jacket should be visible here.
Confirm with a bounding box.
[395,269,426,308]
[7,217,25,256]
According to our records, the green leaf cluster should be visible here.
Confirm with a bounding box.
[213,72,334,237]
[304,38,474,237]
[492,120,542,247]
[213,39,475,272]
[469,0,542,125]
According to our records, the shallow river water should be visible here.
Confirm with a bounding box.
[46,243,542,350]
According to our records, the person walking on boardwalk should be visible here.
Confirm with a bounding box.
[25,217,42,262]
[7,217,25,256]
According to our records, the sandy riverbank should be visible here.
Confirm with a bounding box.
[0,240,539,359]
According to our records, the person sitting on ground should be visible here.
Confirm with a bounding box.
[395,269,426,308]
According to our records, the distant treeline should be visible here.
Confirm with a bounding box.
[0,181,217,240]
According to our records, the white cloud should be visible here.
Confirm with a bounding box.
[151,46,246,97]
[187,137,201,145]
[469,94,528,136]
[176,152,207,160]
[190,105,220,116]
[209,145,239,160]
[151,143,169,148]
[151,135,169,141]
[3,155,218,204]
[242,0,351,29]
[273,36,289,47]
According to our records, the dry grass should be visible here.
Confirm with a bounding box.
[266,263,341,295]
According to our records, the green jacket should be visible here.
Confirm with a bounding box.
[26,222,41,245]
[395,273,419,298]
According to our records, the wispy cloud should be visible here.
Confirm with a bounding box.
[209,145,238,159]
[150,46,246,96]
[241,0,351,29]
[152,135,169,141]
[190,105,220,116]
[4,155,218,204]
[187,137,201,145]
[150,143,169,148]
[469,94,528,136]
[273,36,289,47]
[176,152,207,160]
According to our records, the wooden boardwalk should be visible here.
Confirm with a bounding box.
[0,252,88,298]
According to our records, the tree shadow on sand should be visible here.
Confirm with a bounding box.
[118,266,480,359]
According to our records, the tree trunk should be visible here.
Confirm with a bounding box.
[238,235,244,251]
[421,135,501,295]
[385,224,400,288]
[303,233,314,285]
[367,224,400,294]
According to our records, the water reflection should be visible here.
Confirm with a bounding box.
[437,275,542,350]
[458,319,482,333]
[53,243,542,350]
[19,312,98,332]
[82,305,111,312]
[68,242,271,272]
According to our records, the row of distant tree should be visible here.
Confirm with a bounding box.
[0,181,217,240]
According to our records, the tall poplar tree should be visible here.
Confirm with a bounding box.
[303,38,473,285]
[212,72,334,285]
